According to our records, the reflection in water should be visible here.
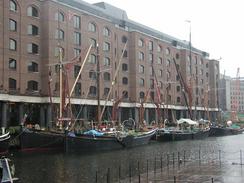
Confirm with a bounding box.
[11,134,244,182]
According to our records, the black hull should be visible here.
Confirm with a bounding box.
[0,134,10,154]
[121,129,157,147]
[157,129,209,142]
[209,127,243,137]
[19,129,64,151]
[66,135,124,153]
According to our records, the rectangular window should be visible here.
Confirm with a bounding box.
[9,39,16,50]
[74,48,81,57]
[73,15,81,29]
[74,32,81,45]
[74,65,81,78]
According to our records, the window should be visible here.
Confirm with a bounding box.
[9,78,16,90]
[150,91,154,101]
[122,36,127,43]
[28,62,38,72]
[74,65,81,78]
[74,48,81,57]
[103,42,110,51]
[206,63,209,68]
[122,91,128,98]
[139,65,144,73]
[138,39,144,47]
[123,50,128,58]
[73,15,80,29]
[89,70,97,79]
[10,0,17,11]
[138,51,144,61]
[139,91,145,99]
[166,59,170,67]
[90,38,96,48]
[27,80,38,91]
[27,43,38,54]
[55,29,64,40]
[156,58,162,66]
[104,57,110,66]
[89,54,96,64]
[9,58,16,70]
[159,81,163,89]
[149,67,154,76]
[177,97,181,103]
[150,79,154,89]
[89,86,97,96]
[104,72,110,81]
[104,87,110,96]
[149,54,153,64]
[177,85,181,92]
[54,47,64,57]
[55,12,64,22]
[28,25,38,35]
[74,32,81,45]
[122,77,128,85]
[75,83,81,96]
[9,39,16,50]
[157,45,162,52]
[166,48,170,55]
[139,78,144,86]
[176,53,180,59]
[27,6,38,17]
[103,27,110,37]
[88,22,96,32]
[148,41,153,51]
[159,69,163,77]
[122,63,128,71]
[9,19,17,31]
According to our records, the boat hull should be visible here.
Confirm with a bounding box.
[19,129,64,151]
[65,135,124,153]
[0,133,10,154]
[121,129,157,147]
[209,127,243,137]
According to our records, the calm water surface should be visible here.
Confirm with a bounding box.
[10,133,244,183]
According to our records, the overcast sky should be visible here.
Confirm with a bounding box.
[84,0,243,77]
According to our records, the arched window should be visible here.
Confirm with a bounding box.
[122,36,127,43]
[54,47,64,57]
[9,58,16,70]
[89,70,97,79]
[27,43,38,54]
[104,72,110,81]
[103,27,110,36]
[28,62,38,72]
[104,87,110,96]
[89,54,96,64]
[90,38,97,48]
[122,77,128,85]
[138,51,144,61]
[28,25,39,35]
[27,80,38,91]
[148,41,153,51]
[139,92,145,99]
[9,78,16,90]
[55,29,64,40]
[139,78,144,86]
[10,0,17,11]
[55,11,64,22]
[88,22,96,32]
[103,57,110,66]
[157,57,162,64]
[138,39,144,47]
[27,6,39,17]
[103,42,110,51]
[75,83,81,96]
[122,63,128,71]
[9,39,17,51]
[122,91,128,98]
[157,45,162,52]
[89,86,97,96]
[9,19,17,31]
[166,48,170,55]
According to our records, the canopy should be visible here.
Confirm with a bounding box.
[177,118,198,125]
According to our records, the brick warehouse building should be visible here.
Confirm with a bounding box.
[0,0,219,128]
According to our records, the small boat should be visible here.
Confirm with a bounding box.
[156,118,210,141]
[209,126,244,137]
[0,132,10,154]
[19,127,64,151]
